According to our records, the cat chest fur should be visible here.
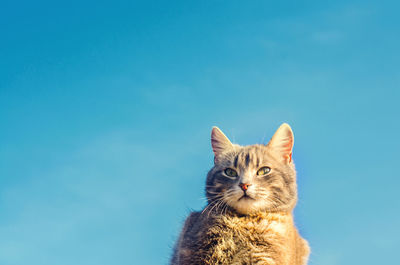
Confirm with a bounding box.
[182,212,298,265]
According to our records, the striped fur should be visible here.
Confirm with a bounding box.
[171,124,310,265]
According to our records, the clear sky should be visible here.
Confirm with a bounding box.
[1,0,400,264]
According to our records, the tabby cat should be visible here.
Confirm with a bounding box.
[171,124,310,265]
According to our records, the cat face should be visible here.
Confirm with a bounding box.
[205,124,297,215]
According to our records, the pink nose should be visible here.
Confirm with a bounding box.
[239,183,251,191]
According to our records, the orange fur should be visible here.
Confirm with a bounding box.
[172,211,309,265]
[171,124,310,264]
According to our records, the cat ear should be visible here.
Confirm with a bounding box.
[267,123,294,163]
[211,126,233,160]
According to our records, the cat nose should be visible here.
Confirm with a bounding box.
[239,183,251,191]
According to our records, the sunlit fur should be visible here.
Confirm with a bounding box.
[171,124,310,265]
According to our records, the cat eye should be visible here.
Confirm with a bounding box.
[224,168,238,178]
[256,167,271,176]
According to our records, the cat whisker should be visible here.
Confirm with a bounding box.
[202,195,225,217]
[205,183,223,188]
[207,190,223,195]
[206,199,224,218]
[201,201,215,215]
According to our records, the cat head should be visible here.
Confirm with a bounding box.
[205,123,297,215]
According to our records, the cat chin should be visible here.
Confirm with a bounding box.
[231,199,265,215]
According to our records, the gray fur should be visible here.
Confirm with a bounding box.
[171,125,310,265]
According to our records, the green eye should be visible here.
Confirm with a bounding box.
[224,168,238,177]
[257,167,271,176]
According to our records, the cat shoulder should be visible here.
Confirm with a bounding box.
[182,211,201,234]
[171,211,202,265]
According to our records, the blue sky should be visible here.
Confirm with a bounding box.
[1,0,400,264]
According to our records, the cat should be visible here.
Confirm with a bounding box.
[171,123,310,265]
